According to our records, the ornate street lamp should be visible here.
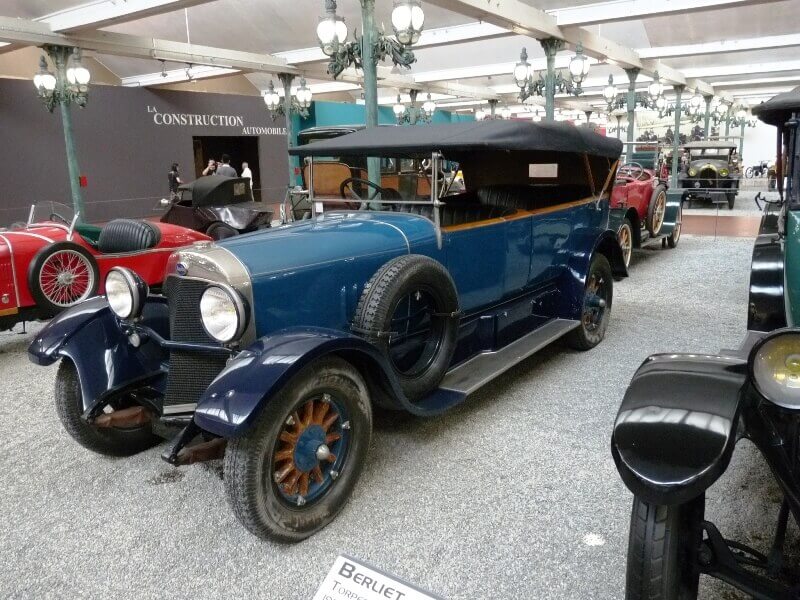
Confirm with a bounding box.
[603,75,623,112]
[317,0,424,191]
[568,42,591,95]
[514,44,588,110]
[34,45,91,220]
[422,93,436,119]
[263,80,282,112]
[647,71,663,105]
[264,77,313,119]
[393,89,433,125]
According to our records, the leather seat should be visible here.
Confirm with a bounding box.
[98,219,161,254]
[396,203,512,226]
[476,185,533,211]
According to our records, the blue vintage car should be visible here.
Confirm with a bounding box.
[29,120,625,541]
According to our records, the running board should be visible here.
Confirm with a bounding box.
[439,318,579,395]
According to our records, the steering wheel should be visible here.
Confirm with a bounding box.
[49,212,70,225]
[617,162,644,181]
[339,177,398,206]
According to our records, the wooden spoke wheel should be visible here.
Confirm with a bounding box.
[272,393,349,505]
[618,219,634,269]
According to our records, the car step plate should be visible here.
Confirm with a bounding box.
[439,318,579,396]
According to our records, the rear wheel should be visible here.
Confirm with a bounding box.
[647,186,667,237]
[352,255,460,401]
[566,254,612,351]
[726,193,736,210]
[55,360,159,456]
[206,222,239,240]
[618,218,634,269]
[625,495,705,600]
[745,166,754,178]
[28,241,99,316]
[667,204,682,249]
[224,356,372,542]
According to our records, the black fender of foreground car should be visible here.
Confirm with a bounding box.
[193,326,466,438]
[611,353,748,506]
[28,297,170,412]
[748,209,786,332]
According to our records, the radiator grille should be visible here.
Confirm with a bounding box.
[163,275,228,410]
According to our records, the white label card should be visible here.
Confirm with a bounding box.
[529,163,558,178]
[313,554,445,600]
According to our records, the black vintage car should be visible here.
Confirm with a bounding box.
[161,175,272,239]
[679,140,741,209]
[611,87,800,599]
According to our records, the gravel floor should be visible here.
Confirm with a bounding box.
[0,233,796,600]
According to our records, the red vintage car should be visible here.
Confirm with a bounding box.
[611,159,681,268]
[0,202,210,331]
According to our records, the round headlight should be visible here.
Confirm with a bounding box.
[720,168,729,177]
[200,284,246,343]
[105,267,146,319]
[688,168,698,177]
[751,331,800,409]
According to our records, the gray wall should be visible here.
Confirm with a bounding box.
[0,78,289,224]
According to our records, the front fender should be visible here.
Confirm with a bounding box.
[194,327,404,438]
[660,188,682,237]
[611,353,748,505]
[28,297,170,411]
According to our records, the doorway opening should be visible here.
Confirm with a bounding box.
[192,135,261,201]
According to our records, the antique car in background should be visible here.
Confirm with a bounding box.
[611,87,800,599]
[30,120,626,542]
[610,143,682,268]
[0,201,209,331]
[678,140,741,209]
[161,175,272,239]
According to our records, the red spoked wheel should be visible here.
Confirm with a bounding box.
[28,242,99,315]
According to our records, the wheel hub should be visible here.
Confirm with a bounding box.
[56,271,75,285]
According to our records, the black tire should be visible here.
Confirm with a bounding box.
[745,166,754,178]
[618,218,634,269]
[726,193,736,210]
[566,254,612,351]
[626,495,705,600]
[28,241,100,316]
[224,356,372,542]
[352,254,459,401]
[206,222,240,240]
[54,360,160,456]
[647,185,667,237]
[667,204,682,249]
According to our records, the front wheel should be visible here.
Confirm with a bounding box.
[745,167,754,178]
[647,186,667,237]
[566,254,612,350]
[55,360,160,456]
[28,241,99,316]
[726,192,736,210]
[618,218,634,269]
[666,204,682,249]
[223,356,372,542]
[625,495,705,600]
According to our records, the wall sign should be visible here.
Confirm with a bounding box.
[146,105,285,136]
[313,555,445,600]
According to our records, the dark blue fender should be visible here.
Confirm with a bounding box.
[194,327,464,438]
[558,229,627,320]
[747,209,786,332]
[27,297,170,412]
[611,353,748,506]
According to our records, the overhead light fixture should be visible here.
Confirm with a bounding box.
[422,93,436,118]
[295,77,313,109]
[647,71,663,104]
[391,0,425,46]
[568,42,590,94]
[475,107,487,121]
[316,0,348,57]
[33,55,57,94]
[264,80,281,111]
[500,105,512,120]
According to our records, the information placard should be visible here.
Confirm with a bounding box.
[313,554,445,600]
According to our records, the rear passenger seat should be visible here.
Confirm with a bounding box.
[396,202,514,226]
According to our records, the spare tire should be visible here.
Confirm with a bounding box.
[353,255,460,401]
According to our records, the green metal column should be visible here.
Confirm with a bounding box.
[279,73,296,189]
[584,110,592,123]
[615,115,622,139]
[703,95,713,139]
[725,110,731,138]
[488,99,498,118]
[625,68,639,146]
[739,121,746,158]
[540,38,563,122]
[671,85,684,188]
[50,45,86,221]
[360,0,380,194]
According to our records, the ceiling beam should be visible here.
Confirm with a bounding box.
[0,16,296,75]
[683,60,800,79]
[423,0,561,39]
[38,0,214,33]
[638,33,800,59]
[548,0,780,26]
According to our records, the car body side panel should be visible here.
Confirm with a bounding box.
[444,221,506,311]
[784,210,800,327]
[611,353,747,506]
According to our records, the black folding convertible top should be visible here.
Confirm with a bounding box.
[290,120,623,159]
[752,86,800,126]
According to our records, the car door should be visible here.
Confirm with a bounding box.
[443,221,506,313]
[529,204,575,286]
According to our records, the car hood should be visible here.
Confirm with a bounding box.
[688,159,729,170]
[216,210,438,279]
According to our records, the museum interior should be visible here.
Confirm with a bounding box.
[2,1,800,598]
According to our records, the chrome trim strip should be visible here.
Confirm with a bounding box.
[4,231,54,243]
[162,402,197,415]
[0,234,21,306]
[373,220,410,253]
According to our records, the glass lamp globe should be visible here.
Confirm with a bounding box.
[264,82,281,111]
[690,93,703,109]
[317,14,348,56]
[736,108,747,120]
[568,43,590,84]
[393,96,406,117]
[602,76,617,104]
[422,94,436,117]
[647,77,663,102]
[295,78,313,109]
[392,0,424,46]
[475,108,486,121]
[34,56,57,92]
[500,106,512,120]
[655,96,667,111]
[513,48,532,88]
[715,101,728,116]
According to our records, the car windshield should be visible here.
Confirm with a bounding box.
[28,201,76,226]
[690,149,731,160]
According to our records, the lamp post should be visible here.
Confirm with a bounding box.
[731,106,754,157]
[603,71,663,146]
[703,95,714,138]
[34,45,91,221]
[317,0,424,191]
[264,75,313,188]
[670,85,684,188]
[513,41,590,120]
[393,89,435,124]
